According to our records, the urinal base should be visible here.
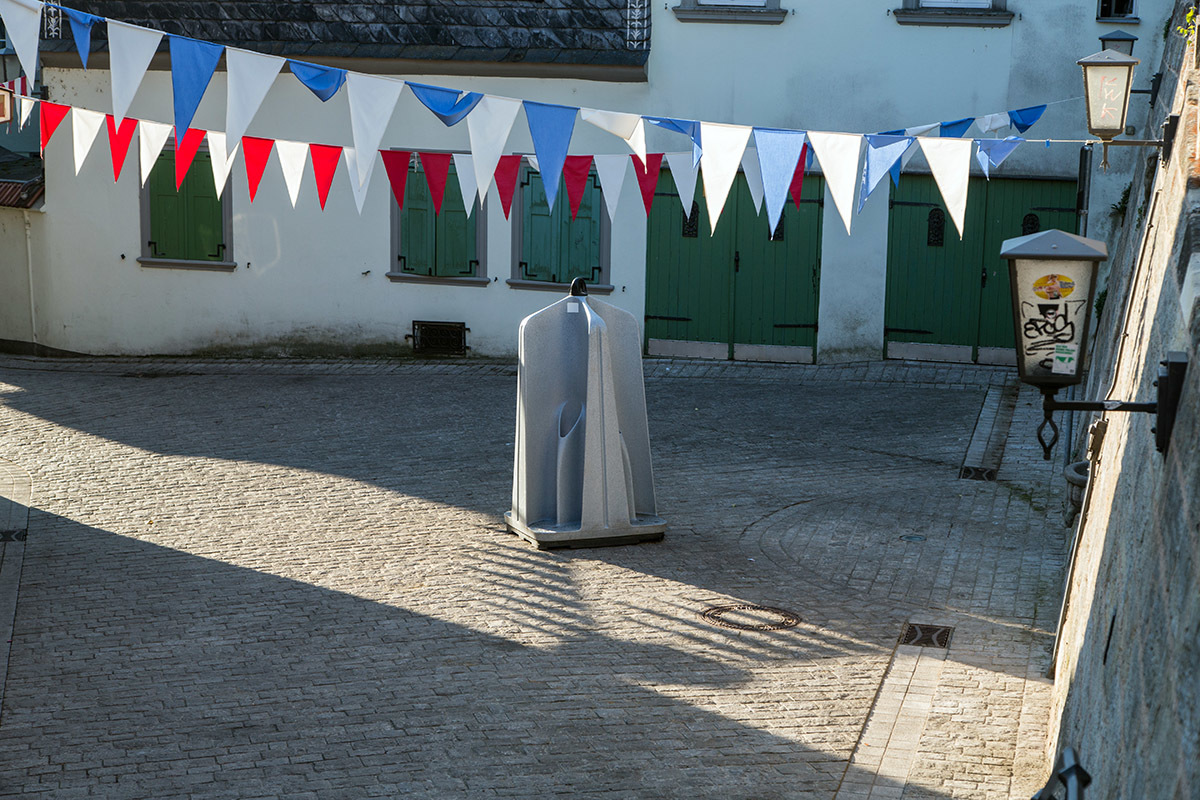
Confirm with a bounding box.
[504,512,666,550]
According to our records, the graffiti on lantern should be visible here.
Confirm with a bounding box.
[1099,75,1122,122]
[1021,293,1085,374]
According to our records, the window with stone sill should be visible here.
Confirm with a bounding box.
[893,0,1014,27]
[140,147,235,271]
[1097,0,1138,22]
[672,0,787,25]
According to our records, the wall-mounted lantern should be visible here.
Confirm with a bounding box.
[1001,229,1189,459]
[1098,29,1137,56]
[1078,49,1174,168]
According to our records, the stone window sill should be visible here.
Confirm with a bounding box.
[893,9,1014,26]
[672,5,787,24]
[138,257,237,272]
[386,272,490,287]
[1096,16,1139,23]
[506,279,614,295]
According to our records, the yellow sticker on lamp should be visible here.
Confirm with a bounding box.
[1033,274,1075,300]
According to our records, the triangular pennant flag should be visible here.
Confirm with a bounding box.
[289,60,347,102]
[18,95,36,129]
[419,152,453,215]
[741,147,764,214]
[407,82,483,127]
[524,100,578,213]
[342,148,371,214]
[493,154,523,219]
[346,72,404,188]
[225,48,286,147]
[562,155,594,221]
[918,137,974,239]
[105,114,138,181]
[646,116,702,167]
[60,6,102,69]
[275,139,309,207]
[939,117,974,138]
[808,131,864,235]
[902,123,938,168]
[169,35,224,139]
[1008,105,1047,134]
[241,136,275,202]
[594,154,629,222]
[206,131,237,199]
[0,0,42,89]
[664,151,698,217]
[39,101,70,152]
[976,112,1009,136]
[581,109,647,164]
[754,128,806,233]
[975,137,1023,178]
[380,150,412,209]
[789,145,808,209]
[631,153,663,216]
[174,128,206,189]
[71,107,105,175]
[466,95,521,206]
[309,143,343,210]
[699,122,752,234]
[858,134,912,212]
[108,21,164,124]
[452,153,478,216]
[138,120,172,186]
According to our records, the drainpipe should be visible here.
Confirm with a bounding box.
[22,209,37,346]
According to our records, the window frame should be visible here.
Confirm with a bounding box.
[1096,0,1138,23]
[672,0,787,25]
[138,141,236,272]
[892,0,1014,27]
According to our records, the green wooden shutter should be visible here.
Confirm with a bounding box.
[399,162,477,277]
[435,164,477,277]
[521,171,557,281]
[559,175,602,284]
[148,151,224,262]
[522,170,601,283]
[148,153,185,259]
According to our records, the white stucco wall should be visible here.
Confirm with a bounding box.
[18,0,1176,357]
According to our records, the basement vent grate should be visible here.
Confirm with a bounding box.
[700,604,800,631]
[411,321,468,356]
[899,623,954,649]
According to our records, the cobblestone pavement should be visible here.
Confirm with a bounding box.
[0,356,1066,800]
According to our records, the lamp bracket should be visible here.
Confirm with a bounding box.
[1095,114,1178,169]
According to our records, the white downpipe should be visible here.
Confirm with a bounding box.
[22,209,36,345]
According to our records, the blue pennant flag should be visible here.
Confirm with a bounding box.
[290,60,348,102]
[407,82,483,126]
[169,35,224,136]
[877,130,907,186]
[939,117,974,138]
[975,137,1023,178]
[1008,105,1046,134]
[645,116,703,166]
[859,134,913,211]
[524,100,579,213]
[51,5,103,69]
[753,128,807,233]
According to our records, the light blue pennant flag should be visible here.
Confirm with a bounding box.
[859,134,913,211]
[289,59,347,102]
[52,5,103,69]
[168,35,225,137]
[975,137,1023,178]
[524,100,579,212]
[939,117,974,138]
[645,116,703,166]
[407,82,483,126]
[1008,105,1046,134]
[753,127,807,234]
[877,129,907,186]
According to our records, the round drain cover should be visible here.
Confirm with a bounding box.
[700,604,800,631]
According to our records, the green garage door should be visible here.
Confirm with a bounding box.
[885,175,1078,364]
[645,170,823,362]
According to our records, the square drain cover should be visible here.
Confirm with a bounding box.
[900,623,953,648]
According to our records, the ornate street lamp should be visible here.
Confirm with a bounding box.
[1077,48,1175,168]
[1001,229,1188,459]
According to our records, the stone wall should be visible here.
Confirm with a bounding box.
[1047,4,1200,797]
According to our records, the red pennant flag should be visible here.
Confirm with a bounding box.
[419,152,452,215]
[105,115,138,182]
[631,153,663,216]
[39,102,71,153]
[493,154,523,220]
[174,128,207,189]
[562,155,594,222]
[789,143,808,210]
[380,150,411,209]
[309,143,343,210]
[242,136,275,203]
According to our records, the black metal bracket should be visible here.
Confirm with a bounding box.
[1032,747,1091,800]
[1097,113,1178,170]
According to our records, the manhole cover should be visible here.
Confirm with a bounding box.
[899,623,954,648]
[700,604,800,631]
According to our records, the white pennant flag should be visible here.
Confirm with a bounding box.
[664,151,698,217]
[902,122,938,168]
[346,72,404,188]
[0,0,42,84]
[918,137,974,239]
[108,21,164,125]
[206,131,239,200]
[741,147,764,214]
[71,108,105,175]
[466,95,522,206]
[580,109,646,164]
[452,153,478,216]
[342,148,371,215]
[275,140,309,208]
[976,112,1009,136]
[138,120,173,187]
[18,95,36,129]
[593,154,629,223]
[807,131,864,235]
[699,122,752,234]
[225,48,286,147]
